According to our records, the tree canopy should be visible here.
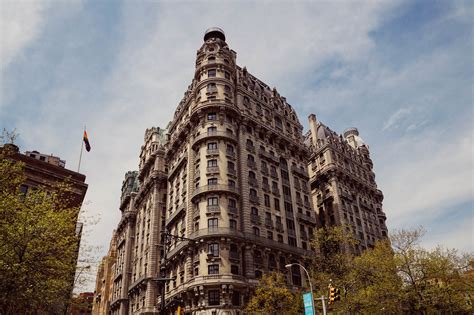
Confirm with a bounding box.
[245,272,304,315]
[309,226,473,314]
[0,149,82,314]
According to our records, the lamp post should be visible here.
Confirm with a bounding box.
[64,265,91,315]
[285,263,314,315]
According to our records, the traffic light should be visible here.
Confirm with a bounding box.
[328,287,335,305]
[328,286,341,305]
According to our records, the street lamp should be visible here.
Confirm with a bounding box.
[285,263,314,315]
[74,265,91,287]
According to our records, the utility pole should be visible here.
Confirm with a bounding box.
[315,296,327,315]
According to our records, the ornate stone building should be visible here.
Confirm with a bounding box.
[306,115,388,253]
[98,27,388,315]
[92,232,117,315]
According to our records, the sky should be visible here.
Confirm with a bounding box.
[1,0,473,291]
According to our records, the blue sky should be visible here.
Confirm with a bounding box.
[1,0,472,290]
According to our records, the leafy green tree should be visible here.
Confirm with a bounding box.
[310,225,357,310]
[310,226,473,314]
[346,240,403,314]
[392,228,473,314]
[245,272,304,315]
[0,149,82,314]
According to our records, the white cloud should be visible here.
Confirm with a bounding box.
[377,125,474,227]
[0,1,47,70]
[2,0,473,291]
[382,107,413,131]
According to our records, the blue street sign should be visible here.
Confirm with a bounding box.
[303,292,314,315]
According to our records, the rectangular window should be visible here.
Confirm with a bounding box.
[207,159,218,167]
[208,290,220,305]
[208,126,217,133]
[208,243,219,257]
[207,197,218,206]
[207,142,218,150]
[230,219,237,229]
[207,112,217,120]
[208,264,219,275]
[208,218,218,229]
[264,195,270,207]
[208,69,216,77]
[274,198,280,211]
[208,178,218,185]
[267,231,273,240]
[225,71,230,79]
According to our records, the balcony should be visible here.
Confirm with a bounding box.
[206,148,219,155]
[246,144,255,153]
[227,168,236,176]
[296,198,303,206]
[285,210,294,219]
[192,131,238,149]
[304,200,311,209]
[262,183,270,192]
[272,188,280,196]
[206,205,220,214]
[288,229,296,237]
[229,251,240,261]
[283,194,292,202]
[191,184,239,201]
[265,218,274,228]
[249,178,258,187]
[229,206,238,215]
[259,149,280,164]
[166,203,186,226]
[247,160,257,169]
[296,212,317,225]
[291,165,309,179]
[249,194,259,204]
[206,166,219,174]
[251,214,261,224]
[261,167,269,175]
[226,150,236,159]
[341,191,353,201]
[282,178,290,186]
[275,222,284,232]
[270,170,278,179]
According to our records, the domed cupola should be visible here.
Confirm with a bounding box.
[204,27,226,42]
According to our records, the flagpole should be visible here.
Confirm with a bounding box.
[78,126,85,173]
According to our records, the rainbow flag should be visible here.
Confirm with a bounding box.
[83,131,91,152]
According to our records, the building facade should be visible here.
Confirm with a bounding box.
[100,28,388,315]
[306,116,388,253]
[92,232,117,315]
[1,143,89,311]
